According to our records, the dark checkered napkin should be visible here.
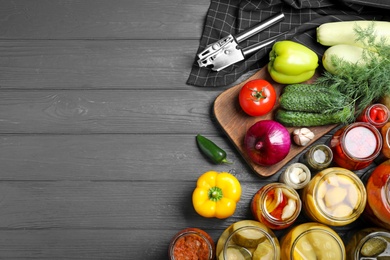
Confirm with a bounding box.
[187,0,390,87]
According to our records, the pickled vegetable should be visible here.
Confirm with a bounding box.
[361,237,388,257]
[232,221,266,248]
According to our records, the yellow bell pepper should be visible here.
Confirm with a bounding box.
[192,171,241,219]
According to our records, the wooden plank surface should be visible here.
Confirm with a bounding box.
[0,0,375,259]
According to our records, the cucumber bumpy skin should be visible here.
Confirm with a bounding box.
[275,106,353,127]
[279,90,349,113]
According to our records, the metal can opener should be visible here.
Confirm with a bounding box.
[197,12,285,71]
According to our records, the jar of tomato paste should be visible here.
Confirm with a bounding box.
[280,222,346,259]
[251,183,301,230]
[364,160,390,230]
[329,122,382,170]
[216,220,280,260]
[301,167,367,226]
[346,228,390,259]
[169,228,215,260]
[357,103,389,128]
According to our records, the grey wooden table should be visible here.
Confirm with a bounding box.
[0,1,373,259]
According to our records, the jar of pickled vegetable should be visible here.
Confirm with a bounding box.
[346,228,390,259]
[329,122,382,170]
[169,228,215,260]
[364,160,390,230]
[251,183,301,230]
[279,163,311,190]
[299,144,333,172]
[381,122,390,159]
[301,167,367,226]
[280,222,346,259]
[357,103,390,128]
[216,220,280,260]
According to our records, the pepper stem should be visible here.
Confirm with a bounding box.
[208,186,223,202]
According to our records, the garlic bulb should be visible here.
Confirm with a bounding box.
[293,128,314,146]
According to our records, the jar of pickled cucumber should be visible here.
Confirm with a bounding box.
[169,228,215,260]
[280,222,346,259]
[216,220,280,260]
[364,160,390,230]
[346,228,390,259]
[251,183,301,230]
[301,167,367,226]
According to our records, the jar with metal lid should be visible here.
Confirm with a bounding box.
[279,162,311,190]
[364,160,390,230]
[357,103,390,128]
[280,222,346,259]
[169,228,215,260]
[251,183,301,230]
[301,167,367,226]
[299,144,333,172]
[329,122,382,170]
[346,228,390,259]
[216,220,280,260]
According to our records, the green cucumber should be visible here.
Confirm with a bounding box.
[279,90,349,113]
[275,106,353,127]
[283,84,328,93]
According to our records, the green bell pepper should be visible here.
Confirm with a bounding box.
[268,41,319,84]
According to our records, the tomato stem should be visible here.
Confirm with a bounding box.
[250,88,267,100]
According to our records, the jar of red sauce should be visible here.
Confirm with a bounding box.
[329,122,382,170]
[357,103,390,128]
[364,160,390,230]
[169,228,215,260]
[251,183,301,230]
[381,122,390,159]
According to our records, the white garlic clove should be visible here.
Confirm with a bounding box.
[293,128,315,146]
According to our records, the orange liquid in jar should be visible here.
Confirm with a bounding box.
[330,123,382,171]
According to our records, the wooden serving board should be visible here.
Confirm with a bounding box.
[214,66,337,177]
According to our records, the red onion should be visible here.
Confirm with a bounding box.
[244,120,291,166]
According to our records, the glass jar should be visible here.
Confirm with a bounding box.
[346,228,390,259]
[279,162,311,190]
[381,122,390,159]
[251,183,301,230]
[364,160,390,230]
[169,228,215,260]
[301,167,367,226]
[357,103,390,128]
[329,122,382,170]
[280,222,346,259]
[299,144,333,172]
[216,220,280,260]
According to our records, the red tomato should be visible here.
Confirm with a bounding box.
[239,79,276,116]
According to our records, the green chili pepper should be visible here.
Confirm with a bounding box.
[196,134,231,164]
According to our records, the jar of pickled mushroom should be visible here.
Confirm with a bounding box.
[329,122,382,170]
[280,222,346,259]
[169,228,215,260]
[251,183,301,230]
[279,162,311,190]
[357,103,390,128]
[299,144,333,172]
[216,220,280,260]
[346,228,390,259]
[301,167,367,226]
[363,160,390,230]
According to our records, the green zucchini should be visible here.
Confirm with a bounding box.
[275,106,353,127]
[279,88,349,113]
